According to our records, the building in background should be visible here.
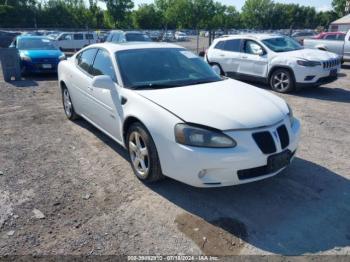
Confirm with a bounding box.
[330,14,350,32]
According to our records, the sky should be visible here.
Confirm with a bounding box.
[96,0,332,12]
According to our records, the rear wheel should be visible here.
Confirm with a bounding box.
[210,63,224,76]
[270,69,295,93]
[127,122,164,183]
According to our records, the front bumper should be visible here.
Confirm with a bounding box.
[294,64,340,87]
[21,60,59,74]
[161,117,301,187]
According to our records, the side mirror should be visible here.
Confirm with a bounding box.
[92,75,115,90]
[198,51,205,57]
[256,49,264,56]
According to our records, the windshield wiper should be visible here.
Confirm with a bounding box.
[130,83,181,90]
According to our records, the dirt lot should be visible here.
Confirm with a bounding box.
[0,61,350,257]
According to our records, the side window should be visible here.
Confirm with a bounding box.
[76,48,97,73]
[337,34,345,41]
[59,34,72,41]
[111,33,120,43]
[223,39,241,52]
[214,41,225,50]
[74,34,84,40]
[90,49,116,81]
[325,34,337,40]
[244,40,265,55]
[85,34,94,40]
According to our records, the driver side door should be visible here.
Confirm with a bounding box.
[89,48,122,142]
[238,39,268,78]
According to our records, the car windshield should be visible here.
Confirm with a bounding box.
[262,37,302,52]
[116,48,222,89]
[17,38,57,50]
[125,33,151,42]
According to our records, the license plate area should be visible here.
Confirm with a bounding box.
[329,69,337,77]
[42,64,52,69]
[267,150,292,172]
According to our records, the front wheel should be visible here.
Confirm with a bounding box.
[127,122,164,183]
[62,86,78,120]
[269,69,295,93]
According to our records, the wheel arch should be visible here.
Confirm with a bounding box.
[268,65,296,84]
[122,116,148,145]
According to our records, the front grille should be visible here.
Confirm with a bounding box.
[252,131,276,154]
[252,124,290,154]
[323,58,340,69]
[277,125,289,149]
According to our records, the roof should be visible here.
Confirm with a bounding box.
[331,14,350,25]
[87,42,183,52]
[17,35,49,40]
[216,34,283,41]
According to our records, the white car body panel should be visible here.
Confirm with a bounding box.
[206,34,341,86]
[58,42,301,187]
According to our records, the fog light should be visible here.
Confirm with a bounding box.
[304,75,315,81]
[198,169,207,178]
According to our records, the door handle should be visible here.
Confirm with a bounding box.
[242,56,248,59]
[219,54,225,57]
[87,86,93,92]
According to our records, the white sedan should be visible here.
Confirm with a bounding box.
[58,42,301,187]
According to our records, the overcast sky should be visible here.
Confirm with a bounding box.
[95,0,333,11]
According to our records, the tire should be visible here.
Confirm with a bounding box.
[62,86,79,120]
[269,68,295,93]
[126,122,164,183]
[210,63,224,76]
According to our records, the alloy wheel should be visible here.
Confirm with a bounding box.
[128,131,149,178]
[211,64,221,76]
[63,89,72,118]
[273,72,290,92]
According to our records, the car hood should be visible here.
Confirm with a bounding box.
[282,48,338,60]
[20,49,63,59]
[137,79,288,130]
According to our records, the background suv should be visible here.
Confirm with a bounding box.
[205,34,341,93]
[105,30,151,43]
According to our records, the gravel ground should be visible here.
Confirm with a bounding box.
[0,62,350,258]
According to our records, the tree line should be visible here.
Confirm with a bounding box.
[0,0,347,30]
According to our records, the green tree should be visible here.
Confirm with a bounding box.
[103,0,134,28]
[132,4,162,29]
[241,0,274,29]
[332,0,347,17]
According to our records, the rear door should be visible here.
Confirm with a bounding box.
[89,48,122,141]
[238,39,268,78]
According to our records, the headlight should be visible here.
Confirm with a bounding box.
[287,103,295,126]
[20,54,31,62]
[297,60,321,67]
[59,54,66,60]
[174,123,237,148]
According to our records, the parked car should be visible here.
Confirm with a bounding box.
[162,32,175,42]
[175,31,188,41]
[312,32,346,41]
[0,30,20,48]
[205,34,341,93]
[105,30,151,43]
[54,32,98,51]
[58,42,301,187]
[304,30,350,63]
[10,35,65,74]
[291,31,317,44]
[149,31,162,41]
